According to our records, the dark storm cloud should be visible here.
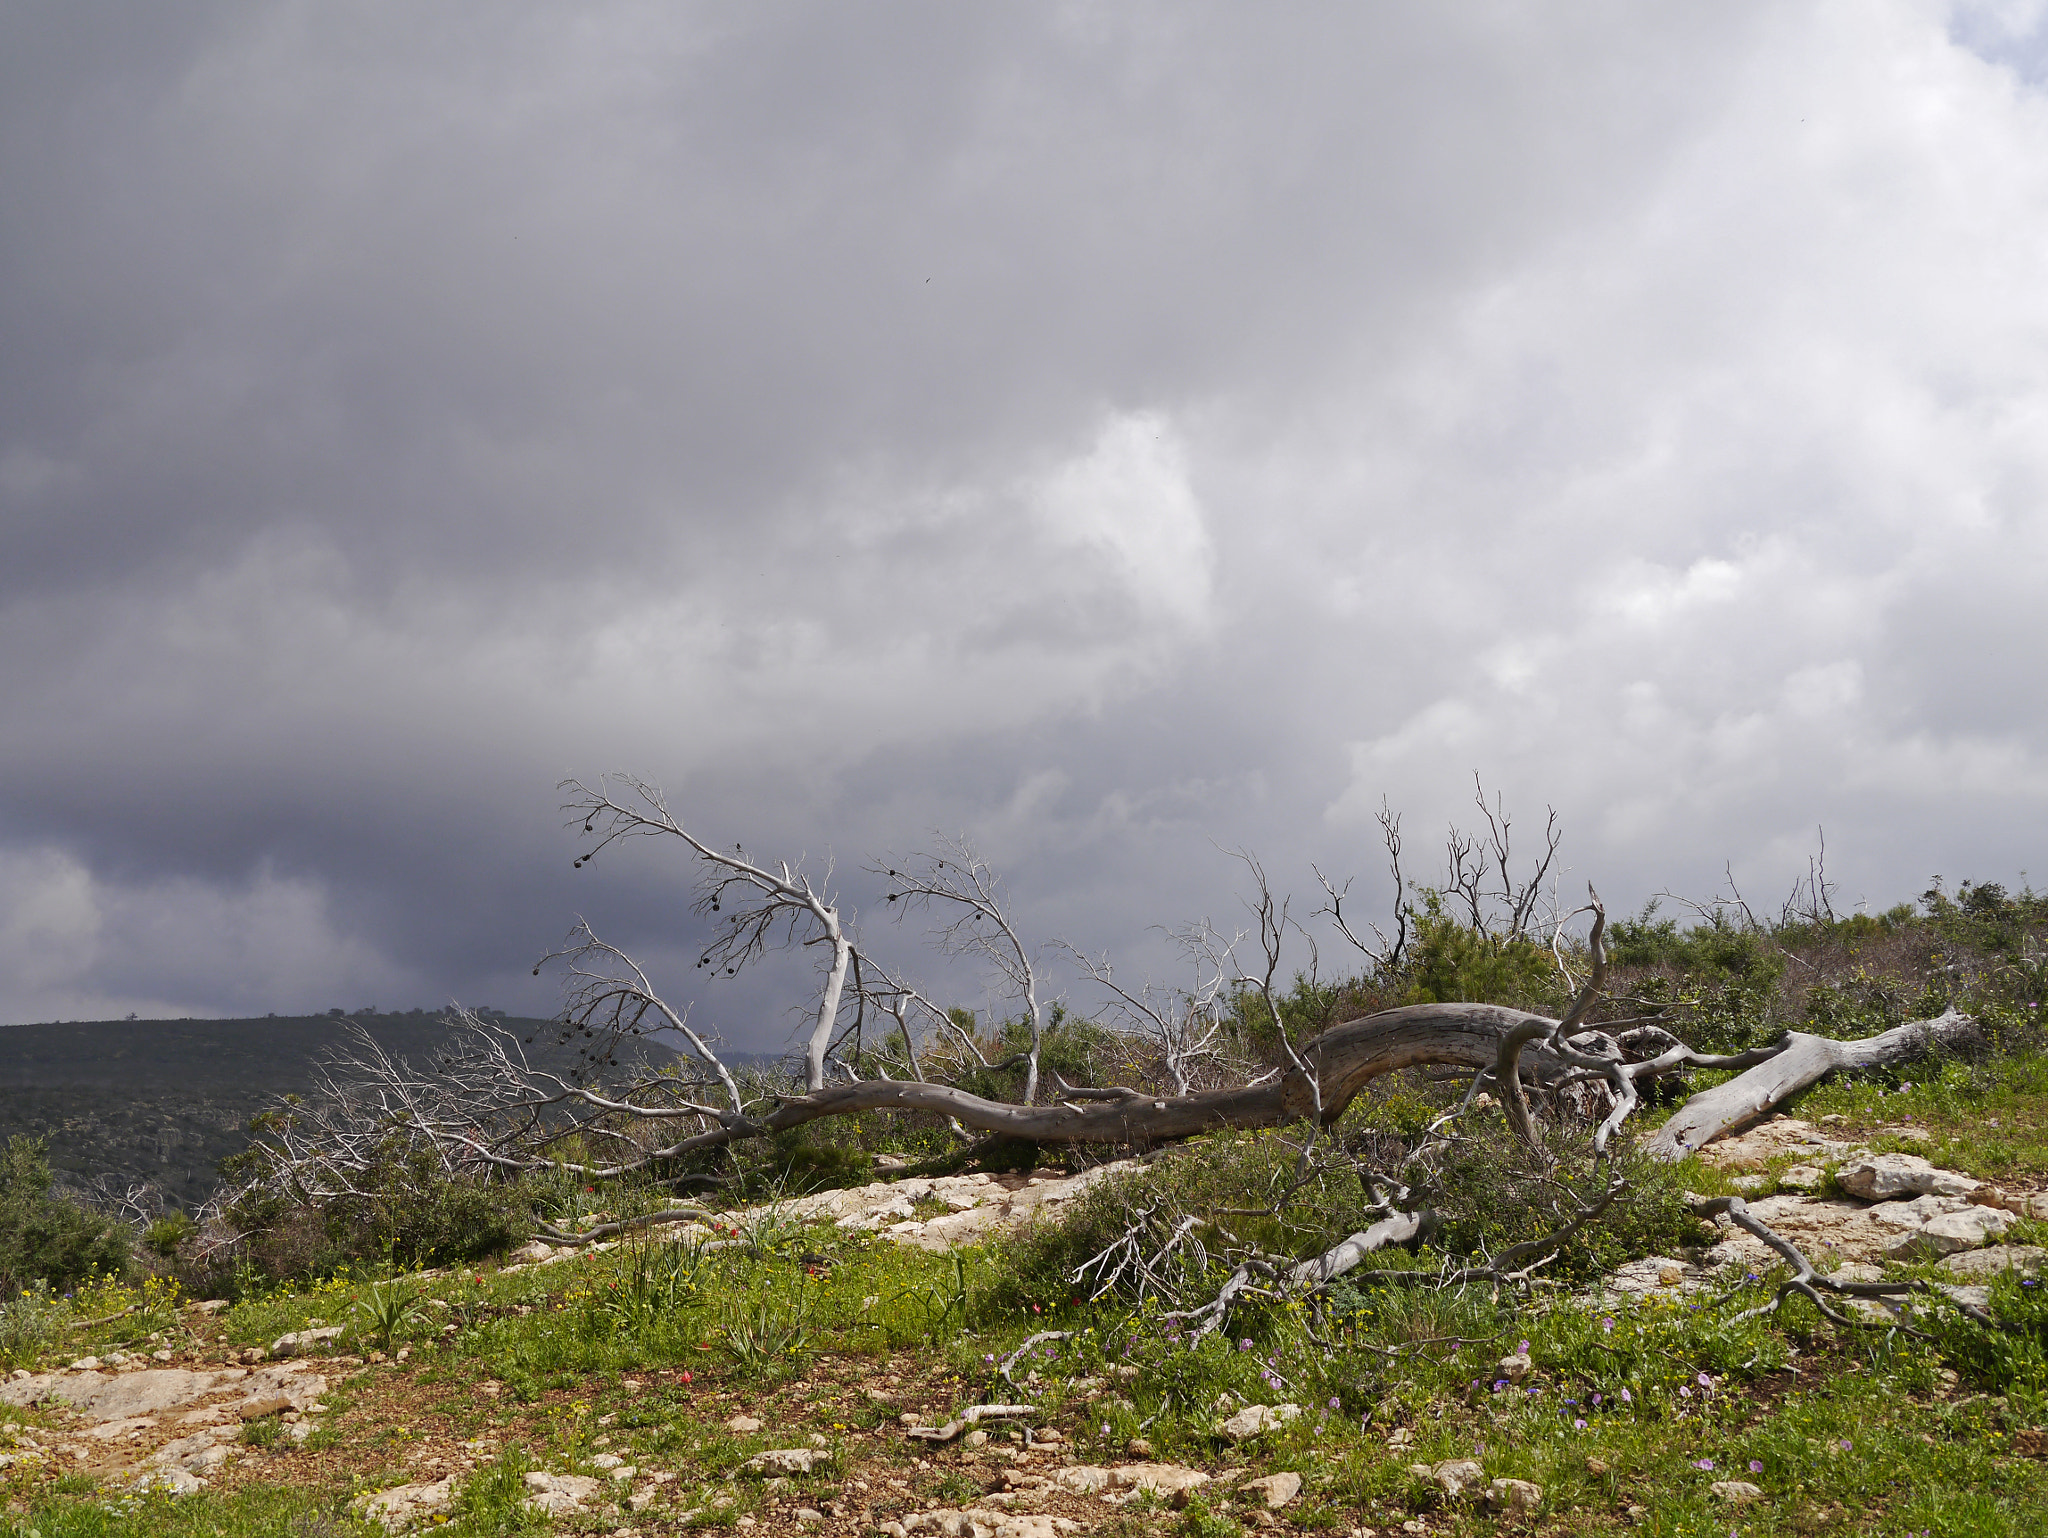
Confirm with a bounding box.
[3,2,2046,1037]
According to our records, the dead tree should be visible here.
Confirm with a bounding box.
[231,780,2003,1340]
[560,776,854,1093]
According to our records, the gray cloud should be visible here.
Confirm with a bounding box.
[3,2,2046,1038]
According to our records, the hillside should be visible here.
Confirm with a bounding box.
[0,1014,668,1208]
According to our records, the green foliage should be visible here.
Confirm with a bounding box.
[1397,892,1563,1010]
[212,1135,536,1288]
[0,1137,131,1298]
[143,1210,196,1259]
[765,1129,874,1194]
[353,1279,427,1353]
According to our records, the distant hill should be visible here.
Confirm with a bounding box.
[0,1013,677,1211]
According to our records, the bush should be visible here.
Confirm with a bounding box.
[0,1137,131,1297]
[208,1138,537,1289]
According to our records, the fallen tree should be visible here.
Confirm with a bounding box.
[211,776,2006,1335]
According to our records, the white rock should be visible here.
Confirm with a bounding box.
[521,1472,603,1515]
[1881,1206,2015,1260]
[1108,1462,1211,1498]
[1778,1164,1827,1193]
[356,1476,456,1532]
[1710,1479,1764,1504]
[1426,1459,1485,1499]
[1487,1477,1542,1514]
[1240,1471,1302,1508]
[727,1414,764,1433]
[1217,1402,1301,1441]
[1838,1154,1977,1202]
[270,1326,346,1358]
[1940,1244,2047,1278]
[747,1447,826,1475]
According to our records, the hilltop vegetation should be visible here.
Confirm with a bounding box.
[0,869,2043,1535]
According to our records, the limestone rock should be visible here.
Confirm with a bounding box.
[1217,1402,1301,1441]
[0,1367,241,1423]
[1940,1244,2048,1279]
[1487,1478,1542,1514]
[521,1472,603,1515]
[1778,1164,1827,1193]
[270,1326,345,1358]
[1710,1479,1764,1504]
[1426,1459,1485,1499]
[747,1447,826,1476]
[127,1466,206,1495]
[357,1476,456,1533]
[1697,1119,1860,1171]
[1838,1153,1977,1202]
[1881,1206,2014,1261]
[1240,1471,1302,1508]
[1052,1466,1110,1494]
[727,1414,765,1433]
[1494,1353,1531,1384]
[1108,1462,1210,1500]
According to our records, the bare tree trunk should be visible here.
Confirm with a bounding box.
[1642,1008,1978,1160]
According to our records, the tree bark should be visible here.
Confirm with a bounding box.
[1642,1008,1977,1160]
[760,1002,1574,1145]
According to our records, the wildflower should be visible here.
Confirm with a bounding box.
[1693,1458,1714,1470]
[1328,1397,1341,1410]
[680,1371,693,1384]
[1601,1317,1615,1332]
[1680,1386,1692,1399]
[1619,1388,1632,1404]
[1697,1372,1713,1389]
[1494,1381,1508,1393]
[1517,1339,1530,1355]
[1839,1439,1852,1451]
[1574,1418,1587,1429]
[1591,1393,1602,1406]
[1748,1460,1763,1474]
[1239,1338,1253,1351]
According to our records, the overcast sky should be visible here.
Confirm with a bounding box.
[4,2,2047,1047]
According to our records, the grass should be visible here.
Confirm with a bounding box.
[1,1151,2044,1535]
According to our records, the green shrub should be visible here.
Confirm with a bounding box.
[0,1137,131,1297]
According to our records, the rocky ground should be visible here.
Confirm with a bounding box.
[2,1115,2044,1535]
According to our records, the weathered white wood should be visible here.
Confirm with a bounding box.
[1642,1008,1977,1160]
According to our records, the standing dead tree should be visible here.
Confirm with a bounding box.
[871,839,1052,1103]
[561,775,854,1094]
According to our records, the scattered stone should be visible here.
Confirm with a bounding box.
[1053,1466,1110,1494]
[270,1326,345,1358]
[1710,1480,1764,1505]
[727,1414,764,1434]
[1601,1255,1707,1295]
[1108,1462,1211,1501]
[127,1466,206,1495]
[795,1508,824,1523]
[356,1476,456,1532]
[1881,1206,2015,1261]
[1425,1459,1485,1499]
[747,1447,826,1476]
[1240,1472,1302,1508]
[1486,1478,1542,1515]
[1838,1153,1977,1201]
[1778,1164,1827,1193]
[1217,1402,1301,1441]
[1940,1245,2048,1279]
[592,1453,626,1469]
[1384,1425,1414,1448]
[1585,1457,1609,1475]
[1697,1119,1860,1171]
[1125,1436,1152,1457]
[1495,1353,1531,1384]
[236,1394,294,1421]
[522,1472,603,1515]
